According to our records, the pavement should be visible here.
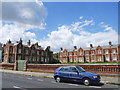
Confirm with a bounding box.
[0,69,119,84]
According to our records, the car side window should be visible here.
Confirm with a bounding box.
[59,67,69,72]
[69,67,78,72]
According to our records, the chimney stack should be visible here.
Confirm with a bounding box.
[90,44,93,48]
[27,40,31,46]
[60,47,63,51]
[19,38,22,44]
[74,46,77,49]
[109,41,112,46]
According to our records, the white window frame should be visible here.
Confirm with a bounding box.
[112,49,116,54]
[112,55,117,61]
[105,50,109,54]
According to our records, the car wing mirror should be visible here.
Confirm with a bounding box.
[75,70,79,73]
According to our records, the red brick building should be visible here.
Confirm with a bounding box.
[58,42,120,63]
[3,39,53,64]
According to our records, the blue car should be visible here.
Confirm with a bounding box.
[54,65,100,86]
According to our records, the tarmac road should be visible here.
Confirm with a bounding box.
[2,72,119,89]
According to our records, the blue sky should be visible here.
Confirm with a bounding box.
[1,1,119,52]
[35,2,118,39]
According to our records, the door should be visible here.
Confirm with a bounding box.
[69,67,80,81]
[59,67,70,80]
[17,60,26,71]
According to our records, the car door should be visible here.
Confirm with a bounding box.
[58,67,70,80]
[69,67,80,81]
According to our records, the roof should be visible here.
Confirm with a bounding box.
[62,44,119,52]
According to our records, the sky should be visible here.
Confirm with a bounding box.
[0,0,119,52]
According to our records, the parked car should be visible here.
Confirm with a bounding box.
[54,65,100,86]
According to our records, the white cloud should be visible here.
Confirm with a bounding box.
[99,22,113,31]
[0,0,46,45]
[79,16,83,19]
[40,19,118,52]
[0,21,38,44]
[1,0,47,29]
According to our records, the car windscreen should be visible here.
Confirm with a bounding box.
[76,66,86,72]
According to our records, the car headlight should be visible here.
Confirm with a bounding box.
[93,76,98,78]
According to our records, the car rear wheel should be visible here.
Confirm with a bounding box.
[55,77,61,83]
[83,78,90,86]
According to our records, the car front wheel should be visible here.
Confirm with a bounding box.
[83,78,90,86]
[55,77,61,83]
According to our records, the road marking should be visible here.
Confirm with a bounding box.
[13,86,27,90]
[37,79,43,81]
[13,86,21,88]
[88,86,101,88]
[68,84,79,86]
[27,78,32,80]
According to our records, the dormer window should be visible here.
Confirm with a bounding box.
[98,50,102,54]
[79,51,83,55]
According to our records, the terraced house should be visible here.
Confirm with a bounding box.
[3,39,53,64]
[58,42,120,63]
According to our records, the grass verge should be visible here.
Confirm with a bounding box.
[106,82,120,85]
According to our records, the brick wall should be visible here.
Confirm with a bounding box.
[0,64,119,74]
[26,64,120,74]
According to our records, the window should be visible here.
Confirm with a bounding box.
[37,51,39,55]
[45,58,47,62]
[69,67,78,72]
[41,51,44,55]
[59,67,69,72]
[74,58,77,62]
[79,58,83,62]
[18,55,21,60]
[25,56,28,60]
[91,51,94,55]
[46,52,48,56]
[105,50,109,54]
[85,57,89,61]
[79,51,83,55]
[112,49,116,54]
[69,53,72,56]
[18,49,22,53]
[85,51,89,55]
[98,50,102,54]
[105,56,109,61]
[33,57,36,61]
[31,50,35,54]
[37,57,39,61]
[26,50,28,54]
[41,57,44,61]
[74,52,77,56]
[11,56,14,62]
[98,57,102,61]
[10,48,13,53]
[91,57,95,61]
[64,53,67,56]
[69,58,72,62]
[112,55,117,61]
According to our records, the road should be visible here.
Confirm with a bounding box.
[2,72,119,89]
